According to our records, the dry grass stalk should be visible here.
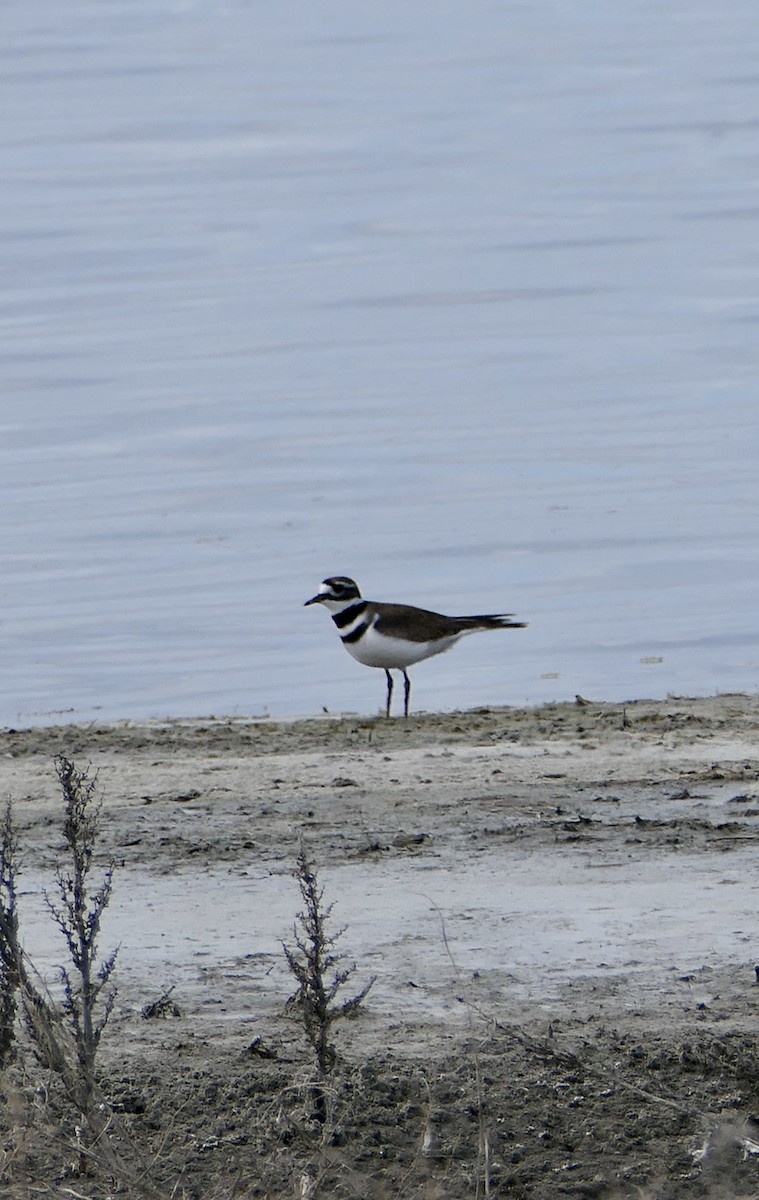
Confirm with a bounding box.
[283,847,375,1123]
[0,801,22,1069]
[44,754,118,1128]
[0,803,72,1097]
[429,897,492,1200]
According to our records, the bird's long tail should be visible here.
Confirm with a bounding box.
[454,614,527,631]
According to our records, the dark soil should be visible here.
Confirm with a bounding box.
[2,695,759,1198]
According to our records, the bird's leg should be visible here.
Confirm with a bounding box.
[384,669,393,718]
[403,670,411,718]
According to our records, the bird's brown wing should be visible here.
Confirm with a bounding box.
[372,603,525,644]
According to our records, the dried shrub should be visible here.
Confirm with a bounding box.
[283,847,375,1122]
[44,755,118,1125]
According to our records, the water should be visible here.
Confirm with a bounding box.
[3,0,759,726]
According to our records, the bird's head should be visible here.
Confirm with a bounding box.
[304,576,362,609]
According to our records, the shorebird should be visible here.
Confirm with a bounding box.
[305,576,527,717]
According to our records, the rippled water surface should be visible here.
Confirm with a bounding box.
[3,1,759,725]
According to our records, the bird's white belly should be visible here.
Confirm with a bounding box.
[344,622,457,669]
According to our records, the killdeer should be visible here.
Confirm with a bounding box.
[305,576,527,717]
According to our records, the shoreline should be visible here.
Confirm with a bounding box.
[4,687,759,751]
[3,692,759,1196]
[4,689,759,1028]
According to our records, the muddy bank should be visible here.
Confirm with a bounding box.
[2,694,759,1197]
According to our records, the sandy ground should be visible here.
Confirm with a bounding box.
[3,694,759,1198]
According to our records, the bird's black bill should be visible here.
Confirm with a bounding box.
[304,594,324,606]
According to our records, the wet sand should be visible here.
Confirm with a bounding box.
[3,694,759,1197]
